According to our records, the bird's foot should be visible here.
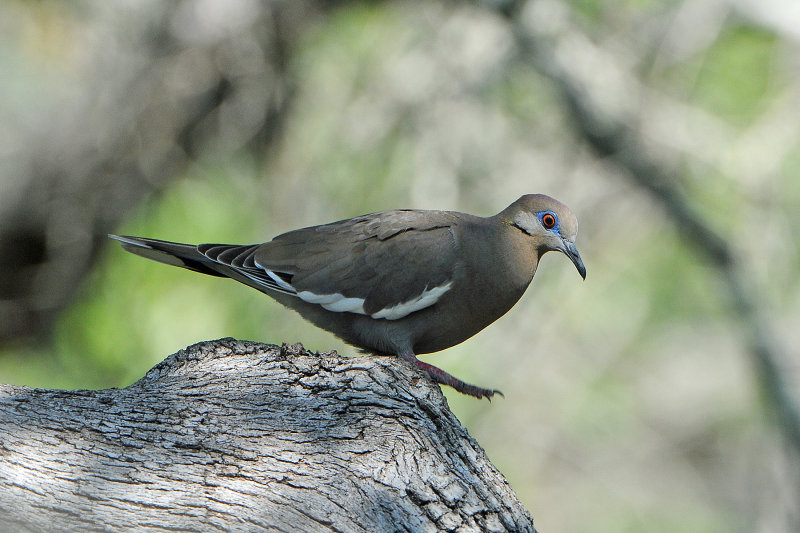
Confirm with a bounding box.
[412,359,503,401]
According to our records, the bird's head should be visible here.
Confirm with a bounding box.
[505,194,586,279]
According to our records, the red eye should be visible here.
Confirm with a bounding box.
[542,213,556,229]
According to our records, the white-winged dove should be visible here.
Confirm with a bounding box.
[110,194,585,399]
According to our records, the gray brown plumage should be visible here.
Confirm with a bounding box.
[110,194,585,399]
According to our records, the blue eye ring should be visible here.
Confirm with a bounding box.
[538,211,558,231]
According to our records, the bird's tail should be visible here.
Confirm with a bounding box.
[108,235,226,278]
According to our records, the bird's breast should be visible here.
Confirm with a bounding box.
[410,244,537,354]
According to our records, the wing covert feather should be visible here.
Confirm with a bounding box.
[254,210,460,314]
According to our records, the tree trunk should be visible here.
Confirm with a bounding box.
[0,339,537,532]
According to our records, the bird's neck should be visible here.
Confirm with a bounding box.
[462,216,539,316]
[495,216,540,286]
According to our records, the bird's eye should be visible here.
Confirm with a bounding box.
[542,213,556,229]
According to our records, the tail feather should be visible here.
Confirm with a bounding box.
[108,234,226,277]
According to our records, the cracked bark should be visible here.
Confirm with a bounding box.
[0,339,537,533]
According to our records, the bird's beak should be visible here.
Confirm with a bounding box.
[561,240,586,280]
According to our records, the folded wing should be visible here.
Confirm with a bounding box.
[199,210,460,320]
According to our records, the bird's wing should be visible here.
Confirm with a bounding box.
[199,210,461,320]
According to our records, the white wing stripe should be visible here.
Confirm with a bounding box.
[297,291,368,314]
[320,296,368,313]
[370,281,453,320]
[297,291,346,305]
[296,281,452,320]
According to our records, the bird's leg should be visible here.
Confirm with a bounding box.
[398,353,503,401]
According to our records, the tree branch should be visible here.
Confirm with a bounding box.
[0,339,536,533]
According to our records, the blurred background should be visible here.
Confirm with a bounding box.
[1,0,798,531]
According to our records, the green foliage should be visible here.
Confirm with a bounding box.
[694,25,778,126]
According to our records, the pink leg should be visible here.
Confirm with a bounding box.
[399,353,503,400]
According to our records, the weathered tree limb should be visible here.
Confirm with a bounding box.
[0,339,536,533]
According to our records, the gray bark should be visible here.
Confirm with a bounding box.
[0,339,537,533]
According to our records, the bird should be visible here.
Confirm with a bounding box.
[110,194,585,400]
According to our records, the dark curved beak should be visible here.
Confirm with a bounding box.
[561,240,586,280]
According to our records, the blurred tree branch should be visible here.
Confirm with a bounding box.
[0,339,536,533]
[479,0,800,503]
[0,1,351,344]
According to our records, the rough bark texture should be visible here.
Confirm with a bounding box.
[0,339,537,533]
